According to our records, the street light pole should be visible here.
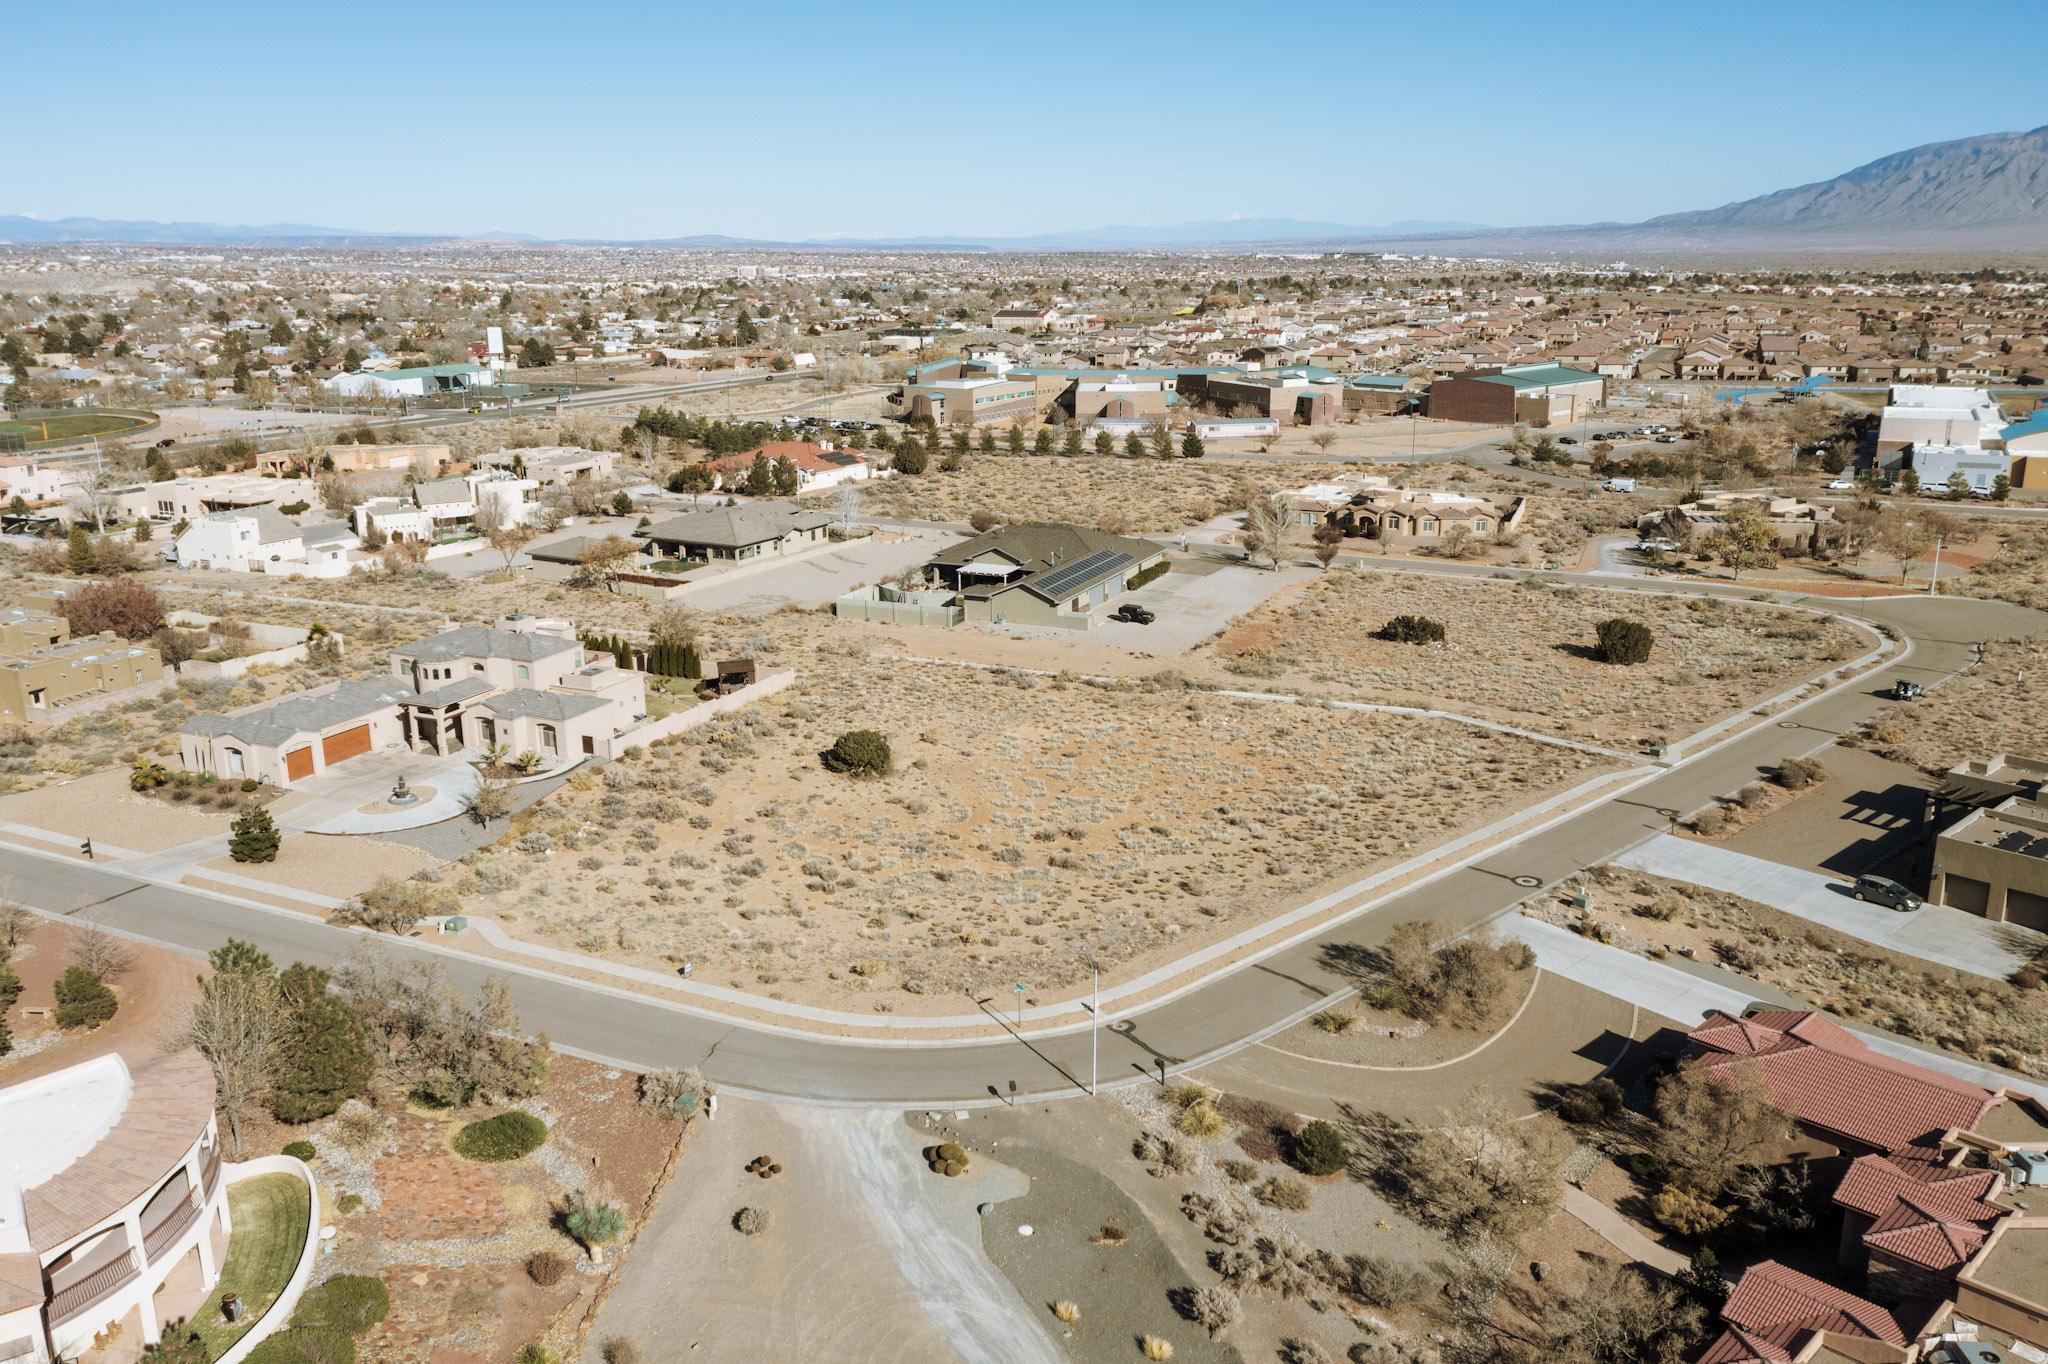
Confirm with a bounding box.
[1930,534,1944,596]
[1076,944,1100,1095]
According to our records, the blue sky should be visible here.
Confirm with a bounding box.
[14,0,2045,240]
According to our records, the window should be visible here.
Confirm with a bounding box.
[227,748,245,775]
[538,724,558,754]
[581,735,595,755]
[517,665,530,680]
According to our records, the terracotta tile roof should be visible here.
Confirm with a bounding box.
[1717,1260,1907,1349]
[1832,1152,2003,1221]
[1687,1010,1997,1153]
[708,441,867,476]
[22,1050,215,1252]
[1862,1192,1996,1273]
[1697,1324,1796,1364]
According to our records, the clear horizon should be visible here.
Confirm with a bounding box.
[13,0,2046,241]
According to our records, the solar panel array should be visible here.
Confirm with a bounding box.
[1031,549,1133,601]
[1993,829,2048,859]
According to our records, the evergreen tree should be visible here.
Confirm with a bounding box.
[229,806,281,863]
[734,307,760,346]
[66,524,96,574]
[1181,431,1206,459]
[680,642,703,679]
[54,966,117,1029]
[211,938,274,977]
[272,963,374,1122]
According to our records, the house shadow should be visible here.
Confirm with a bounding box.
[1814,783,1937,881]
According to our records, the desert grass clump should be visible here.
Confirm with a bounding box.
[1053,1301,1080,1323]
[1141,1335,1175,1360]
[732,1206,771,1236]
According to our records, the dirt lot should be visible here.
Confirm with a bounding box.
[460,651,1603,1009]
[1183,572,1868,746]
[1554,866,2048,1079]
[1855,635,2048,774]
[851,453,1363,534]
[0,917,199,1081]
[0,768,242,851]
[253,1054,688,1364]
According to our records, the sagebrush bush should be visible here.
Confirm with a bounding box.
[526,1251,567,1286]
[1375,614,1446,645]
[1594,617,1654,665]
[821,729,890,776]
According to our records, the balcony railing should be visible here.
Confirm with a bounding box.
[47,1249,140,1326]
[200,1146,223,1201]
[142,1192,202,1264]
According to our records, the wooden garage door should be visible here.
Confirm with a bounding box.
[284,747,313,782]
[321,724,372,765]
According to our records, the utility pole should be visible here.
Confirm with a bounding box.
[1930,533,1944,596]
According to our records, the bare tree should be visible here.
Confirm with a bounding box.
[835,482,861,538]
[648,602,702,648]
[69,459,120,533]
[476,494,536,572]
[316,473,357,521]
[1242,494,1287,569]
[179,964,283,1156]
[70,918,136,981]
[0,889,33,956]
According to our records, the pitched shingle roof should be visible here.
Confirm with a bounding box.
[183,676,414,748]
[473,688,608,722]
[640,500,833,550]
[1687,1010,1997,1153]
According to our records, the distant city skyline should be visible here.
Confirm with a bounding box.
[14,0,2047,242]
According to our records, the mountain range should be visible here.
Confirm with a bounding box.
[6,125,2045,255]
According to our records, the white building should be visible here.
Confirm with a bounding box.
[1877,384,2007,453]
[320,363,497,400]
[1908,442,2009,495]
[352,470,539,545]
[172,506,359,577]
[0,1052,259,1362]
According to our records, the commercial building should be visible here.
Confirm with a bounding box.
[924,523,1165,630]
[179,615,646,783]
[1342,373,1425,414]
[1876,384,2008,455]
[0,1052,243,1363]
[1199,369,1341,426]
[320,362,497,400]
[1425,362,1605,425]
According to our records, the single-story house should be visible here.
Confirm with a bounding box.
[925,523,1166,630]
[638,500,834,562]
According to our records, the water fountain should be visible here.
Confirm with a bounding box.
[387,774,419,806]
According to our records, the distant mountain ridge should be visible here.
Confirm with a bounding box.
[7,128,2047,255]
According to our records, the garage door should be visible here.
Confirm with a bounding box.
[1943,875,1992,915]
[283,747,313,782]
[2006,889,2048,933]
[321,724,372,766]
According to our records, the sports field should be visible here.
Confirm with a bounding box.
[0,409,156,446]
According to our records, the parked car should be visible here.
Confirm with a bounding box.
[1826,477,1855,490]
[1655,434,1679,444]
[1111,603,1155,624]
[1889,679,1924,701]
[1850,873,1921,912]
[1559,436,1578,445]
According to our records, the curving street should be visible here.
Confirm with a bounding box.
[5,568,2037,1107]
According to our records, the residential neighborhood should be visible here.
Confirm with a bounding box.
[5,10,2048,1364]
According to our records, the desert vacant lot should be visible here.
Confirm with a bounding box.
[845,453,1359,534]
[1861,634,2048,774]
[466,654,1604,1008]
[1185,572,1868,746]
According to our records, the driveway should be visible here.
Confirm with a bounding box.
[972,557,1311,655]
[271,747,483,834]
[1611,832,2040,980]
[676,530,951,615]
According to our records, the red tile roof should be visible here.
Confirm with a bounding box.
[1687,1010,1997,1153]
[1717,1260,1907,1349]
[1833,1152,2002,1221]
[708,441,867,477]
[1862,1193,1997,1273]
[1697,1324,1796,1364]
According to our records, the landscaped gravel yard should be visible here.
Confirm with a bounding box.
[460,650,1606,1009]
[1185,571,1869,746]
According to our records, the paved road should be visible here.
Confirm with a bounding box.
[10,572,2040,1107]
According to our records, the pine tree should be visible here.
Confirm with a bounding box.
[680,642,703,680]
[54,966,117,1029]
[229,806,281,863]
[66,524,96,574]
[271,963,374,1122]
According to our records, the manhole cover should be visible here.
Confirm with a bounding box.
[1511,875,1542,889]
[1777,720,1802,728]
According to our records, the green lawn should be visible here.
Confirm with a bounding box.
[0,411,152,443]
[184,1173,312,1357]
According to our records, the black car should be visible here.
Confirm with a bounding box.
[1851,874,1920,912]
[1112,603,1155,624]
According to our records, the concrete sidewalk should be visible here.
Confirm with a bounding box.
[1499,914,2048,1106]
[1612,832,2039,981]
